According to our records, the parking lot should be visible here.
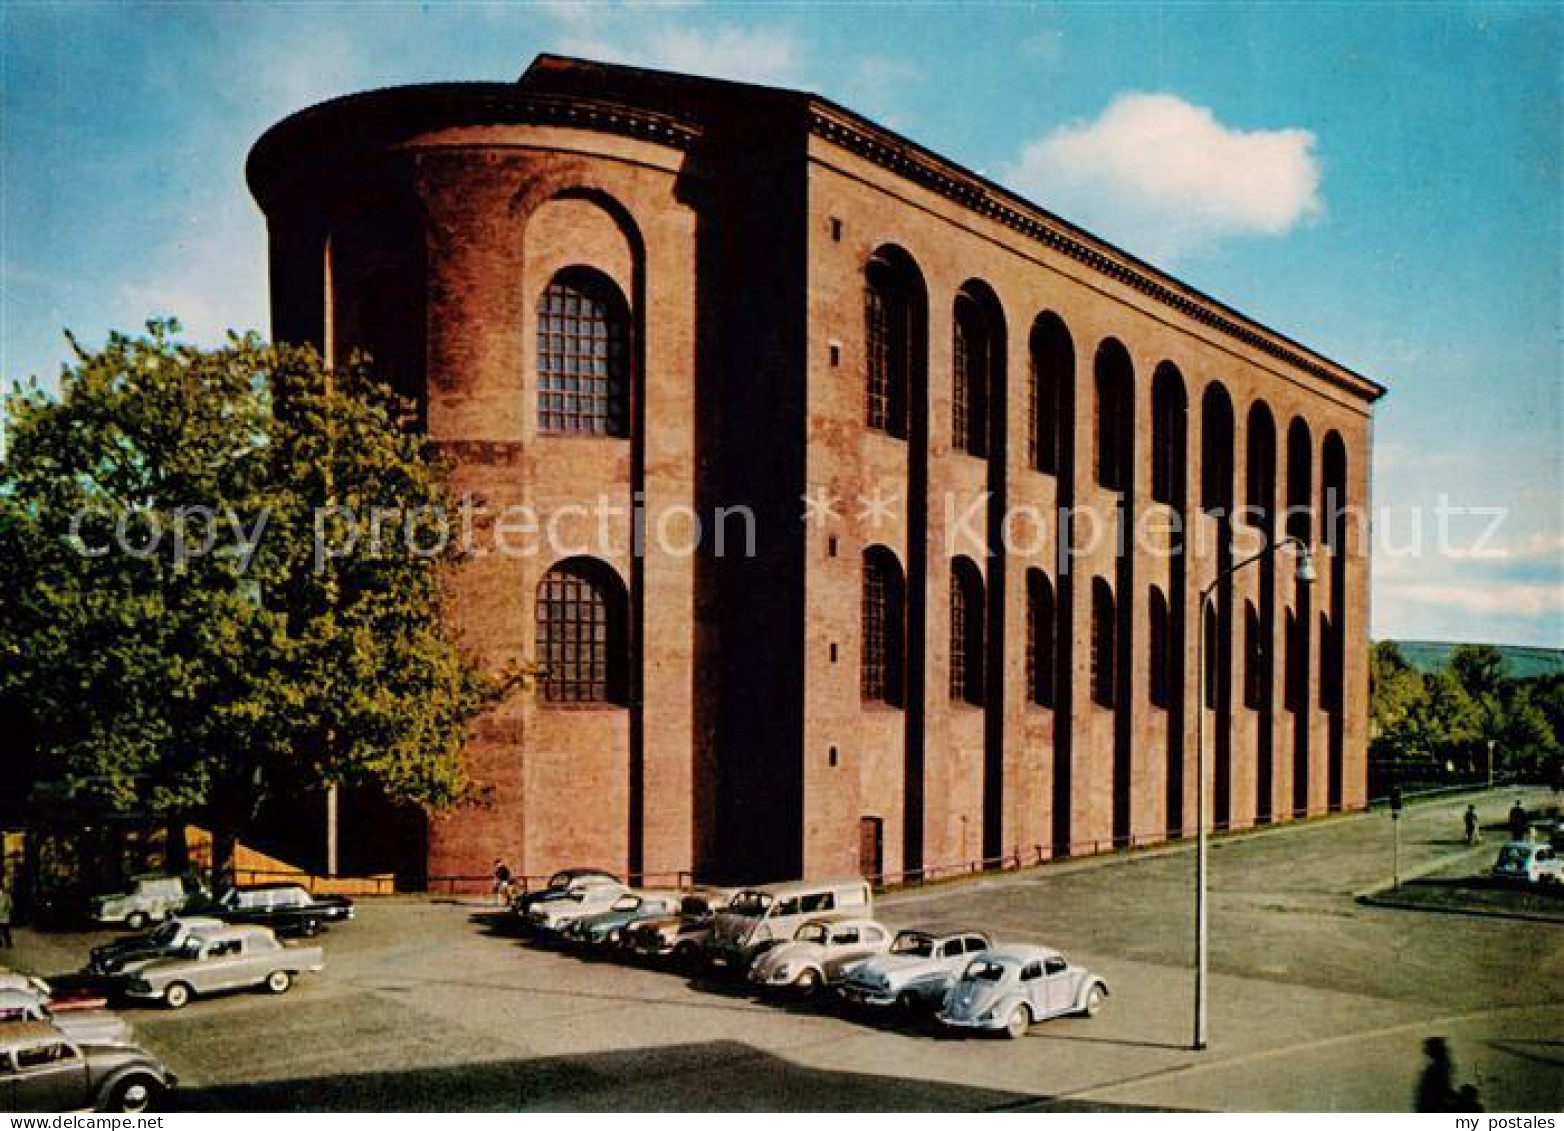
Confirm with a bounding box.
[11,788,1563,1111]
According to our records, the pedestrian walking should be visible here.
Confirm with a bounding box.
[1462,805,1479,845]
[1508,799,1529,842]
[492,857,513,905]
[0,884,13,948]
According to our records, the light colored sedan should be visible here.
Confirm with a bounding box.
[121,925,323,1009]
[0,988,134,1047]
[748,917,892,995]
[838,928,992,1012]
[527,882,631,936]
[938,944,1108,1039]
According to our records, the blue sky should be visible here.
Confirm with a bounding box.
[2,1,1559,647]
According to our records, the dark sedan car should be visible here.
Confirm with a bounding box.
[199,884,353,937]
[87,917,227,976]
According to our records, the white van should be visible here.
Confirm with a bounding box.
[705,878,873,969]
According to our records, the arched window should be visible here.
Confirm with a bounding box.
[1284,608,1305,712]
[1091,578,1117,707]
[1151,363,1187,507]
[1095,339,1133,493]
[1243,601,1265,710]
[1030,314,1073,475]
[537,267,630,436]
[1026,569,1057,707]
[1201,384,1235,514]
[1203,603,1221,710]
[865,258,914,438]
[949,558,985,704]
[861,547,906,706]
[953,288,1003,457]
[536,558,628,703]
[1245,402,1277,530]
[1148,585,1171,708]
[1322,431,1348,553]
[1319,612,1341,711]
[1286,418,1314,542]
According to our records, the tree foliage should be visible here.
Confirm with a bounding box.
[1369,640,1563,783]
[0,322,510,877]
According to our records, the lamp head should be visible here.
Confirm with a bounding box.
[1295,544,1317,585]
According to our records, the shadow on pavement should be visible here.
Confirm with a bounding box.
[174,1039,1183,1112]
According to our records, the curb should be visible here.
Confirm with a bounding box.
[1355,891,1564,925]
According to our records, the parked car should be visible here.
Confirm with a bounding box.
[707,878,873,970]
[1492,841,1563,885]
[204,883,354,937]
[526,881,631,936]
[87,916,227,976]
[937,944,1108,1039]
[838,928,992,1012]
[0,1020,175,1112]
[0,988,134,1047]
[511,870,624,919]
[120,925,324,1009]
[90,874,206,932]
[626,888,735,965]
[564,892,683,949]
[0,969,53,999]
[748,917,893,995]
[0,969,104,1014]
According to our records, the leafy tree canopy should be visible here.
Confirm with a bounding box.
[0,322,511,875]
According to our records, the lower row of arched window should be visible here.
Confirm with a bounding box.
[530,552,1345,717]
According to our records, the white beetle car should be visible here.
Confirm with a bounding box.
[748,917,892,995]
[937,944,1108,1039]
[1492,841,1563,884]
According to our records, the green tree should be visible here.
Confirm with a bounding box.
[0,322,512,884]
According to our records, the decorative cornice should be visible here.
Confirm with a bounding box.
[808,106,1386,404]
[247,84,701,210]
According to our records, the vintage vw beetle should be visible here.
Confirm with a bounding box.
[937,944,1107,1038]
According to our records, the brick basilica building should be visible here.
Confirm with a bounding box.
[246,55,1383,886]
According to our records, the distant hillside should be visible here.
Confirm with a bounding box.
[1388,640,1564,680]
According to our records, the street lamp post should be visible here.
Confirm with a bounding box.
[1194,534,1315,1051]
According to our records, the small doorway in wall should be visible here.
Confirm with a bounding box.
[858,816,884,883]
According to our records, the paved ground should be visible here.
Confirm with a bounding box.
[10,788,1563,1111]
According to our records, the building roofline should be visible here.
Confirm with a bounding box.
[247,53,1386,405]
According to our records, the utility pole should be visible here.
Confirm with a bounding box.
[1390,786,1403,889]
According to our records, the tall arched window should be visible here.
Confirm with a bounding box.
[865,257,914,438]
[861,547,906,706]
[1030,314,1073,475]
[1246,402,1277,530]
[1151,363,1188,507]
[1026,569,1057,707]
[1319,612,1339,711]
[1284,608,1305,712]
[1201,384,1235,514]
[1286,418,1314,542]
[949,558,986,704]
[1091,578,1117,707]
[1148,585,1171,709]
[1203,603,1221,709]
[536,557,628,703]
[1243,600,1265,709]
[1095,339,1133,492]
[953,289,1003,457]
[537,267,630,436]
[1322,432,1348,553]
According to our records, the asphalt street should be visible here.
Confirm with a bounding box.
[11,788,1562,1111]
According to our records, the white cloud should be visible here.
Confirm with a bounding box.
[1384,581,1563,620]
[557,25,802,86]
[1005,92,1324,264]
